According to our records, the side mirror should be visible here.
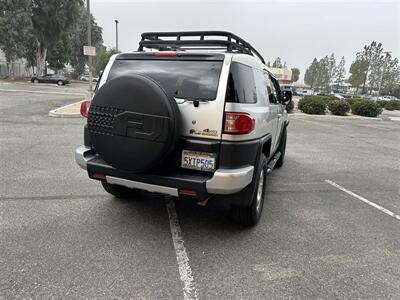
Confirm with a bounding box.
[282,90,292,105]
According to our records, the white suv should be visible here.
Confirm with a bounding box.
[75,31,292,226]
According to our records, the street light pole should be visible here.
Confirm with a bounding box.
[377,51,391,100]
[115,20,119,51]
[87,0,93,95]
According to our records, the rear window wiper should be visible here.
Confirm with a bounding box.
[175,97,210,107]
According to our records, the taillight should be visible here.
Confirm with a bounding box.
[92,172,106,180]
[223,112,255,134]
[154,52,177,57]
[80,100,91,117]
[179,189,197,196]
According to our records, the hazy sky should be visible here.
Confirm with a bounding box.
[91,0,399,80]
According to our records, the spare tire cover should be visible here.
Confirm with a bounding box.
[88,74,179,172]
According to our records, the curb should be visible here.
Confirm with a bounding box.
[48,100,84,118]
[289,112,392,121]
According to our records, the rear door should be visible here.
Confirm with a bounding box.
[106,53,229,141]
[269,76,285,151]
[264,72,280,151]
[44,75,53,83]
[103,53,230,174]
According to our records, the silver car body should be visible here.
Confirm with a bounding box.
[98,52,287,155]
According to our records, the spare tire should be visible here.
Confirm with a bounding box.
[88,74,179,172]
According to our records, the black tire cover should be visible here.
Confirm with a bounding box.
[88,74,179,172]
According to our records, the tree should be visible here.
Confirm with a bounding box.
[335,56,346,86]
[266,61,271,67]
[0,0,32,77]
[356,41,383,93]
[47,34,71,72]
[348,59,368,94]
[327,53,336,90]
[68,7,103,77]
[94,48,119,75]
[291,68,300,82]
[272,57,282,68]
[22,34,37,74]
[315,56,329,90]
[31,0,83,75]
[304,58,319,88]
[380,53,400,95]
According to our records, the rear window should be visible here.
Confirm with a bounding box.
[108,59,223,100]
[226,62,257,103]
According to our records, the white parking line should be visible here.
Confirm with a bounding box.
[325,179,400,221]
[0,88,85,96]
[166,197,198,300]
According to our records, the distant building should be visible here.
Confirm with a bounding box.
[269,67,293,84]
[0,50,31,78]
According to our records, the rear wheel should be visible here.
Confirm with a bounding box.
[57,80,63,86]
[275,128,287,168]
[230,154,267,226]
[101,181,141,199]
[33,79,39,83]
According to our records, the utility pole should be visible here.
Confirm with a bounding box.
[377,51,391,100]
[115,20,119,51]
[87,0,93,95]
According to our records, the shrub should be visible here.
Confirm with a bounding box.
[377,100,388,109]
[328,100,351,116]
[345,97,363,107]
[298,97,326,115]
[351,100,383,117]
[286,100,294,113]
[384,100,400,111]
[303,95,334,104]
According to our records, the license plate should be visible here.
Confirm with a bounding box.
[181,150,216,172]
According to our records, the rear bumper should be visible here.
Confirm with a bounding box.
[75,145,254,197]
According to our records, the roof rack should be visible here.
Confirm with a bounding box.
[138,31,265,64]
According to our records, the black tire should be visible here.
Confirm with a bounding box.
[88,74,180,172]
[101,181,141,199]
[230,154,267,226]
[57,80,63,86]
[33,79,39,83]
[275,128,287,168]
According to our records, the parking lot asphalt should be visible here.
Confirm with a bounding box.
[1,81,399,299]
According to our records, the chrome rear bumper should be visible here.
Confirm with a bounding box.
[75,145,254,195]
[75,145,96,170]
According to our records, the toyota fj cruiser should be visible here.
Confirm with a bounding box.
[75,31,292,226]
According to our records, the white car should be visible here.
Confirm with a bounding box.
[378,95,398,101]
[297,89,314,96]
[333,93,344,99]
[80,75,99,82]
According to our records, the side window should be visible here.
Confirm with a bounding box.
[264,72,278,104]
[270,76,282,103]
[226,62,257,103]
[253,69,268,105]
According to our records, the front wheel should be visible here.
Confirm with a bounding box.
[230,154,267,226]
[33,79,39,83]
[57,80,64,86]
[101,181,141,199]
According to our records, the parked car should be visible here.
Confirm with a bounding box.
[378,95,398,101]
[31,74,69,85]
[332,93,345,99]
[80,75,99,82]
[297,89,314,96]
[75,31,292,226]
